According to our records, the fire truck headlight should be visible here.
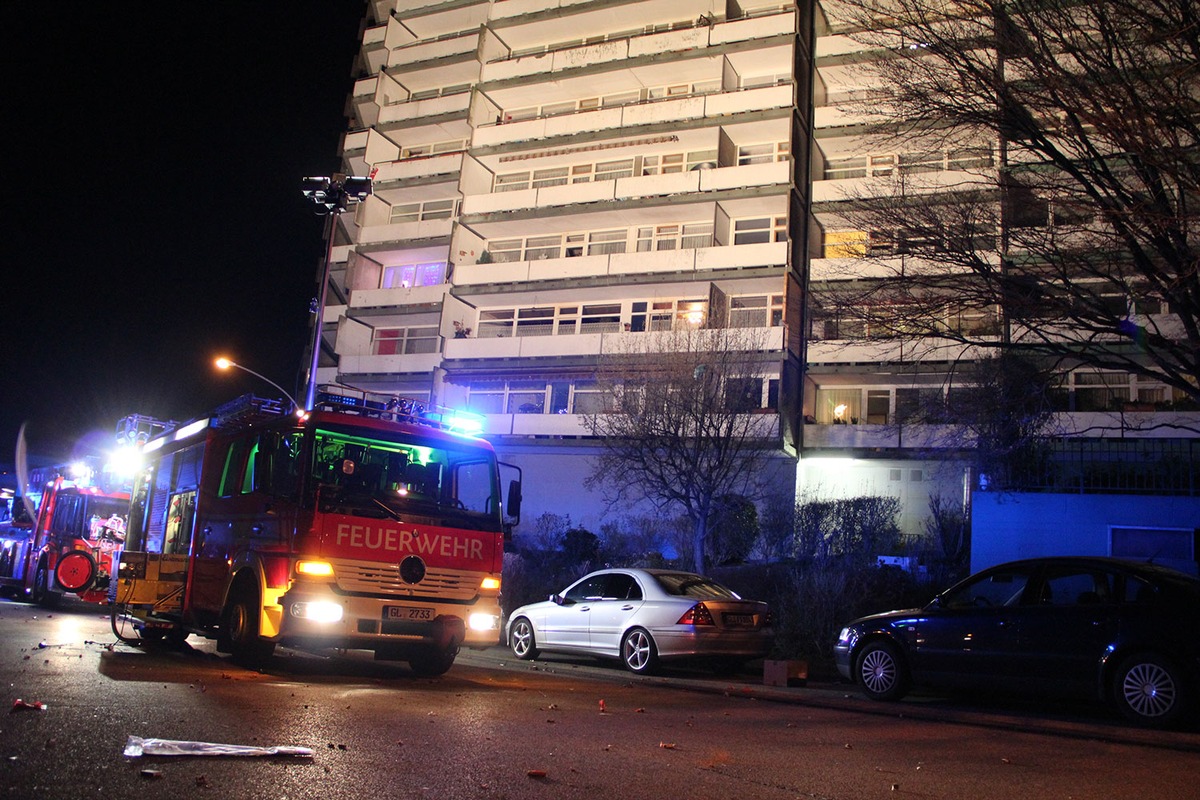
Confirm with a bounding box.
[469,613,499,632]
[291,601,344,624]
[480,576,501,591]
[296,560,335,578]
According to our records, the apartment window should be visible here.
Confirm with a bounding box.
[495,172,531,193]
[642,150,718,174]
[381,262,446,288]
[1072,372,1131,411]
[533,167,570,188]
[949,306,1000,335]
[388,198,458,224]
[733,216,787,244]
[516,307,555,337]
[636,222,714,251]
[814,388,861,424]
[588,229,628,256]
[465,379,607,415]
[507,381,547,414]
[526,235,563,260]
[477,309,514,337]
[896,387,946,423]
[578,304,621,334]
[728,295,783,328]
[823,147,992,180]
[737,141,789,165]
[725,377,765,412]
[866,390,890,424]
[823,230,868,258]
[371,326,439,355]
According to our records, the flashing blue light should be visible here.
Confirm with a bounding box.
[422,409,485,436]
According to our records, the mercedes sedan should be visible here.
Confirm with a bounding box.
[506,568,773,674]
[834,556,1200,727]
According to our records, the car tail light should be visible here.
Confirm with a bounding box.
[677,603,715,626]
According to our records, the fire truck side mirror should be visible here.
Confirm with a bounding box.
[505,480,522,523]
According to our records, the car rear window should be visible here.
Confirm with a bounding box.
[652,573,739,599]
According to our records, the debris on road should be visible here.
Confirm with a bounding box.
[11,699,47,713]
[123,736,314,758]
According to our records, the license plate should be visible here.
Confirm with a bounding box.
[724,613,754,627]
[384,606,433,621]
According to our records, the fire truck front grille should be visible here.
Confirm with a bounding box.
[332,559,479,601]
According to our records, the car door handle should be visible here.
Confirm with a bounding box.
[621,605,634,611]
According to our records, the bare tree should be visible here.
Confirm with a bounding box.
[814,0,1200,407]
[585,327,782,573]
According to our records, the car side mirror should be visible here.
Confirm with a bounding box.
[551,593,571,606]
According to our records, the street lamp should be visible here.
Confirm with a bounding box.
[300,173,373,411]
[215,357,300,414]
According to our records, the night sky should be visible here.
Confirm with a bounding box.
[1,3,367,474]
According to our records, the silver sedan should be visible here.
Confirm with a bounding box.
[505,568,773,674]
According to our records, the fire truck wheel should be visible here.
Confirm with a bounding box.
[409,646,457,677]
[226,591,276,667]
[55,550,97,593]
[31,562,60,609]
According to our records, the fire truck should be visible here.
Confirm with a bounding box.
[108,390,520,676]
[0,477,130,606]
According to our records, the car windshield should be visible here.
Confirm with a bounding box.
[652,573,740,599]
[310,427,500,528]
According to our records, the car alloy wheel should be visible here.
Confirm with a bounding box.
[621,627,658,674]
[510,617,538,660]
[1115,653,1183,726]
[856,640,910,701]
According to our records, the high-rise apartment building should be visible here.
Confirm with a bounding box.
[322,0,1200,556]
[325,0,813,532]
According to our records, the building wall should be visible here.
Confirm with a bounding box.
[797,454,968,539]
[496,438,798,548]
[972,493,1200,575]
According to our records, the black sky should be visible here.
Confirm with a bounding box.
[1,3,366,471]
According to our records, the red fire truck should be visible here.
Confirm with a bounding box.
[108,390,520,676]
[0,477,129,606]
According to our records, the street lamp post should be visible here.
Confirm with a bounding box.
[215,357,300,414]
[300,173,373,411]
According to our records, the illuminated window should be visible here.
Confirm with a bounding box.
[381,262,446,288]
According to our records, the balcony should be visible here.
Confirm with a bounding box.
[473,84,792,149]
[480,10,795,83]
[358,218,455,247]
[479,411,781,438]
[801,422,966,450]
[812,169,996,204]
[349,284,447,310]
[443,326,785,361]
[387,31,478,68]
[337,352,443,376]
[461,160,791,215]
[370,152,465,184]
[453,241,788,286]
[377,92,472,126]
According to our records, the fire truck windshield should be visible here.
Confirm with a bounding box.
[309,427,501,529]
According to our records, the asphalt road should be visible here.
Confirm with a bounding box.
[3,597,1199,799]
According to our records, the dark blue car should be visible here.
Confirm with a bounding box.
[834,556,1200,726]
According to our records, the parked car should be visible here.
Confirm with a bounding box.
[834,556,1200,726]
[506,568,773,674]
